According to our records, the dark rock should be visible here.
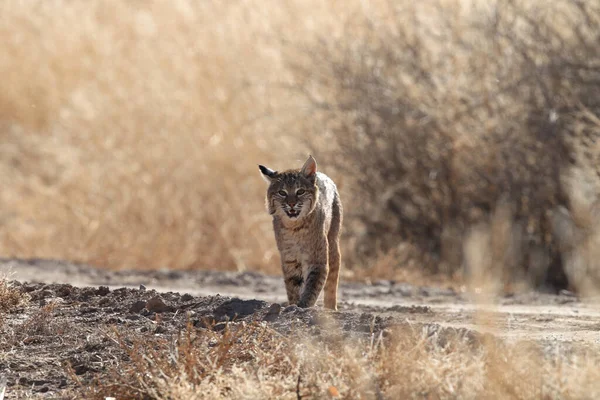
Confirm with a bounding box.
[213,322,228,332]
[96,286,110,296]
[213,298,267,321]
[146,296,173,313]
[263,303,282,322]
[129,300,147,313]
[56,285,73,297]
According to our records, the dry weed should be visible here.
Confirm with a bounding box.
[0,276,29,330]
[79,320,600,400]
[82,321,369,399]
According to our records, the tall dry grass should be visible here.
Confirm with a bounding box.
[0,0,305,272]
[1,0,600,291]
[80,320,600,399]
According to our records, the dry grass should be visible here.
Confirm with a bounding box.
[2,0,600,293]
[0,276,29,327]
[286,0,600,290]
[0,0,301,273]
[79,320,600,400]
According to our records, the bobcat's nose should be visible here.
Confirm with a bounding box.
[288,201,296,208]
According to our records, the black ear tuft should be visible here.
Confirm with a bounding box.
[259,165,277,182]
[259,165,275,176]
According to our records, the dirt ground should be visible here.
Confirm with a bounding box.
[1,258,599,398]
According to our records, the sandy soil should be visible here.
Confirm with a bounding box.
[1,258,599,398]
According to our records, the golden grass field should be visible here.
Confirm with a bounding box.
[2,1,600,398]
[0,0,445,279]
[2,0,600,290]
[1,0,306,274]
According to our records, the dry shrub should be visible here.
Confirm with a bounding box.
[283,0,600,291]
[79,320,600,400]
[0,277,28,325]
[0,277,28,335]
[550,168,600,297]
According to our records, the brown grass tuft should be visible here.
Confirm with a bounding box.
[79,320,600,400]
[0,277,28,325]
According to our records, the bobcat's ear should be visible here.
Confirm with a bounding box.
[259,165,277,183]
[301,155,317,179]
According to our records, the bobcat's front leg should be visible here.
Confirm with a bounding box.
[297,238,328,308]
[282,259,302,306]
[283,273,302,305]
[297,265,328,308]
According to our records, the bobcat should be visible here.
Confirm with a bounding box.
[259,155,342,310]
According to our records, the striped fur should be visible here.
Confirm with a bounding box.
[259,156,342,310]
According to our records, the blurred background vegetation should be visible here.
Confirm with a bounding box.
[1,0,600,294]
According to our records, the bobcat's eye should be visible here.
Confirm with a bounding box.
[296,189,306,196]
[278,190,287,197]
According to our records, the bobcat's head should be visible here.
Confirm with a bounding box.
[259,155,319,221]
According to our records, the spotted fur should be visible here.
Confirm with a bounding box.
[259,155,342,310]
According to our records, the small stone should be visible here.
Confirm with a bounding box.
[39,290,54,299]
[283,304,303,313]
[154,325,167,334]
[129,300,147,313]
[213,322,228,332]
[139,284,147,291]
[268,303,282,313]
[263,303,282,322]
[96,286,110,296]
[145,296,173,313]
[57,285,73,297]
[80,307,99,314]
